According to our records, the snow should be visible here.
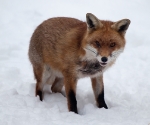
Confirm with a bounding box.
[0,0,150,124]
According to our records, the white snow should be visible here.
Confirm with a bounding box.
[0,0,150,125]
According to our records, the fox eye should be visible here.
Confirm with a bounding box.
[95,41,101,48]
[110,42,116,47]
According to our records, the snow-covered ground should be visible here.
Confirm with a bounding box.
[0,0,150,125]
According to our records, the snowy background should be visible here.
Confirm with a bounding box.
[0,0,150,125]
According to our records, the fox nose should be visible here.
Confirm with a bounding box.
[101,57,108,62]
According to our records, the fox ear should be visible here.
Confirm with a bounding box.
[86,13,103,30]
[111,19,131,35]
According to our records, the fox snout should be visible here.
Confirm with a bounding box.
[100,57,108,66]
[101,57,108,62]
[84,45,123,67]
[97,56,108,67]
[98,49,123,66]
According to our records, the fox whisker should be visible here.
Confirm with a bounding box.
[85,48,97,55]
[111,49,123,58]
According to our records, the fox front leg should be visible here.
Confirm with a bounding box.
[91,75,108,109]
[63,74,78,113]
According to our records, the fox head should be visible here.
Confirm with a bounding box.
[82,13,130,67]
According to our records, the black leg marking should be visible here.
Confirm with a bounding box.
[68,90,78,113]
[37,90,43,101]
[97,91,108,109]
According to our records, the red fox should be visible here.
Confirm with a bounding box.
[28,13,130,113]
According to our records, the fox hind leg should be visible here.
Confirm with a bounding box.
[51,77,64,93]
[33,66,44,101]
[34,65,51,101]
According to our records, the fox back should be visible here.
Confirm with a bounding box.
[29,13,130,113]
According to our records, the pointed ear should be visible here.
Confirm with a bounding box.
[111,19,131,35]
[86,13,103,30]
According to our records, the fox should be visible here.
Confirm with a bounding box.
[28,13,130,114]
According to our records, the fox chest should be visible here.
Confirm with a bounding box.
[77,60,104,78]
[46,60,104,79]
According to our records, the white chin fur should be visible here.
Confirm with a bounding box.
[100,63,107,67]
